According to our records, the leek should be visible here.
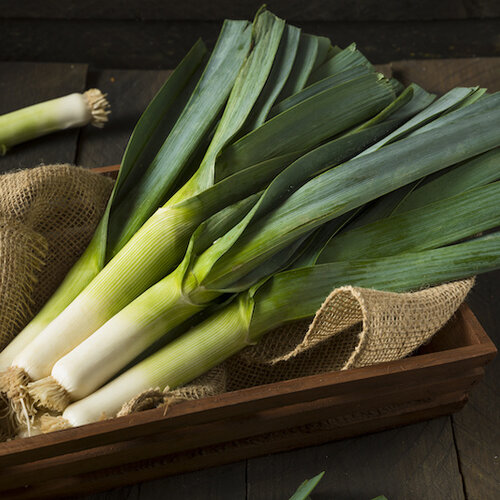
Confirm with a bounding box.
[318,180,500,262]
[0,89,110,155]
[29,96,500,411]
[57,231,500,427]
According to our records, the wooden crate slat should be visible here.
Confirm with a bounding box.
[0,366,484,490]
[2,392,469,500]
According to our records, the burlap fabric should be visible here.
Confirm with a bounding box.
[0,165,113,350]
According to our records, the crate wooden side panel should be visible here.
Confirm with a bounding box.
[0,366,483,492]
[2,393,469,500]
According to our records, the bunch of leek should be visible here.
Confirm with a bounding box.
[1,8,500,433]
[1,9,417,420]
[28,95,500,415]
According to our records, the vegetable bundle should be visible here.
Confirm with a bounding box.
[2,8,500,434]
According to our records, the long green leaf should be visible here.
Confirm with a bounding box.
[396,147,500,212]
[241,23,301,131]
[269,64,374,118]
[318,180,500,262]
[106,19,253,253]
[277,34,319,100]
[169,10,286,202]
[249,231,500,336]
[198,96,500,292]
[359,87,479,157]
[217,73,395,179]
[307,43,372,85]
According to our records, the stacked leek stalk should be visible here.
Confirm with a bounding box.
[1,8,500,433]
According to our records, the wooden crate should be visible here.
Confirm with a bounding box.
[0,303,495,498]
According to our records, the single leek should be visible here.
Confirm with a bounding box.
[0,89,110,155]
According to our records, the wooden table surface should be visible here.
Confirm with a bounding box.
[0,58,499,500]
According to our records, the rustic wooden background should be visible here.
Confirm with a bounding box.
[1,0,500,69]
[0,1,499,499]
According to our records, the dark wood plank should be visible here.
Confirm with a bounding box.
[2,0,499,21]
[0,62,88,173]
[454,271,500,500]
[76,69,171,169]
[67,462,246,500]
[391,57,500,94]
[1,19,499,70]
[247,417,466,500]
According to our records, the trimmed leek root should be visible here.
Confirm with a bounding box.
[0,89,110,154]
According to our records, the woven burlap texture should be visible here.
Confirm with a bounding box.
[0,165,113,350]
[120,278,474,414]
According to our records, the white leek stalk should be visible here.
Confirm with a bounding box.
[0,89,110,154]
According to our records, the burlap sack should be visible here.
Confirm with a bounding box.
[0,165,113,350]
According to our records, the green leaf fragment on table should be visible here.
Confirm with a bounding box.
[289,471,325,500]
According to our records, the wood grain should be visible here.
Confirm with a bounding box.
[67,462,247,500]
[2,0,499,21]
[3,394,468,500]
[247,416,466,500]
[391,57,500,94]
[0,62,88,173]
[1,19,499,70]
[454,271,500,500]
[76,70,172,169]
